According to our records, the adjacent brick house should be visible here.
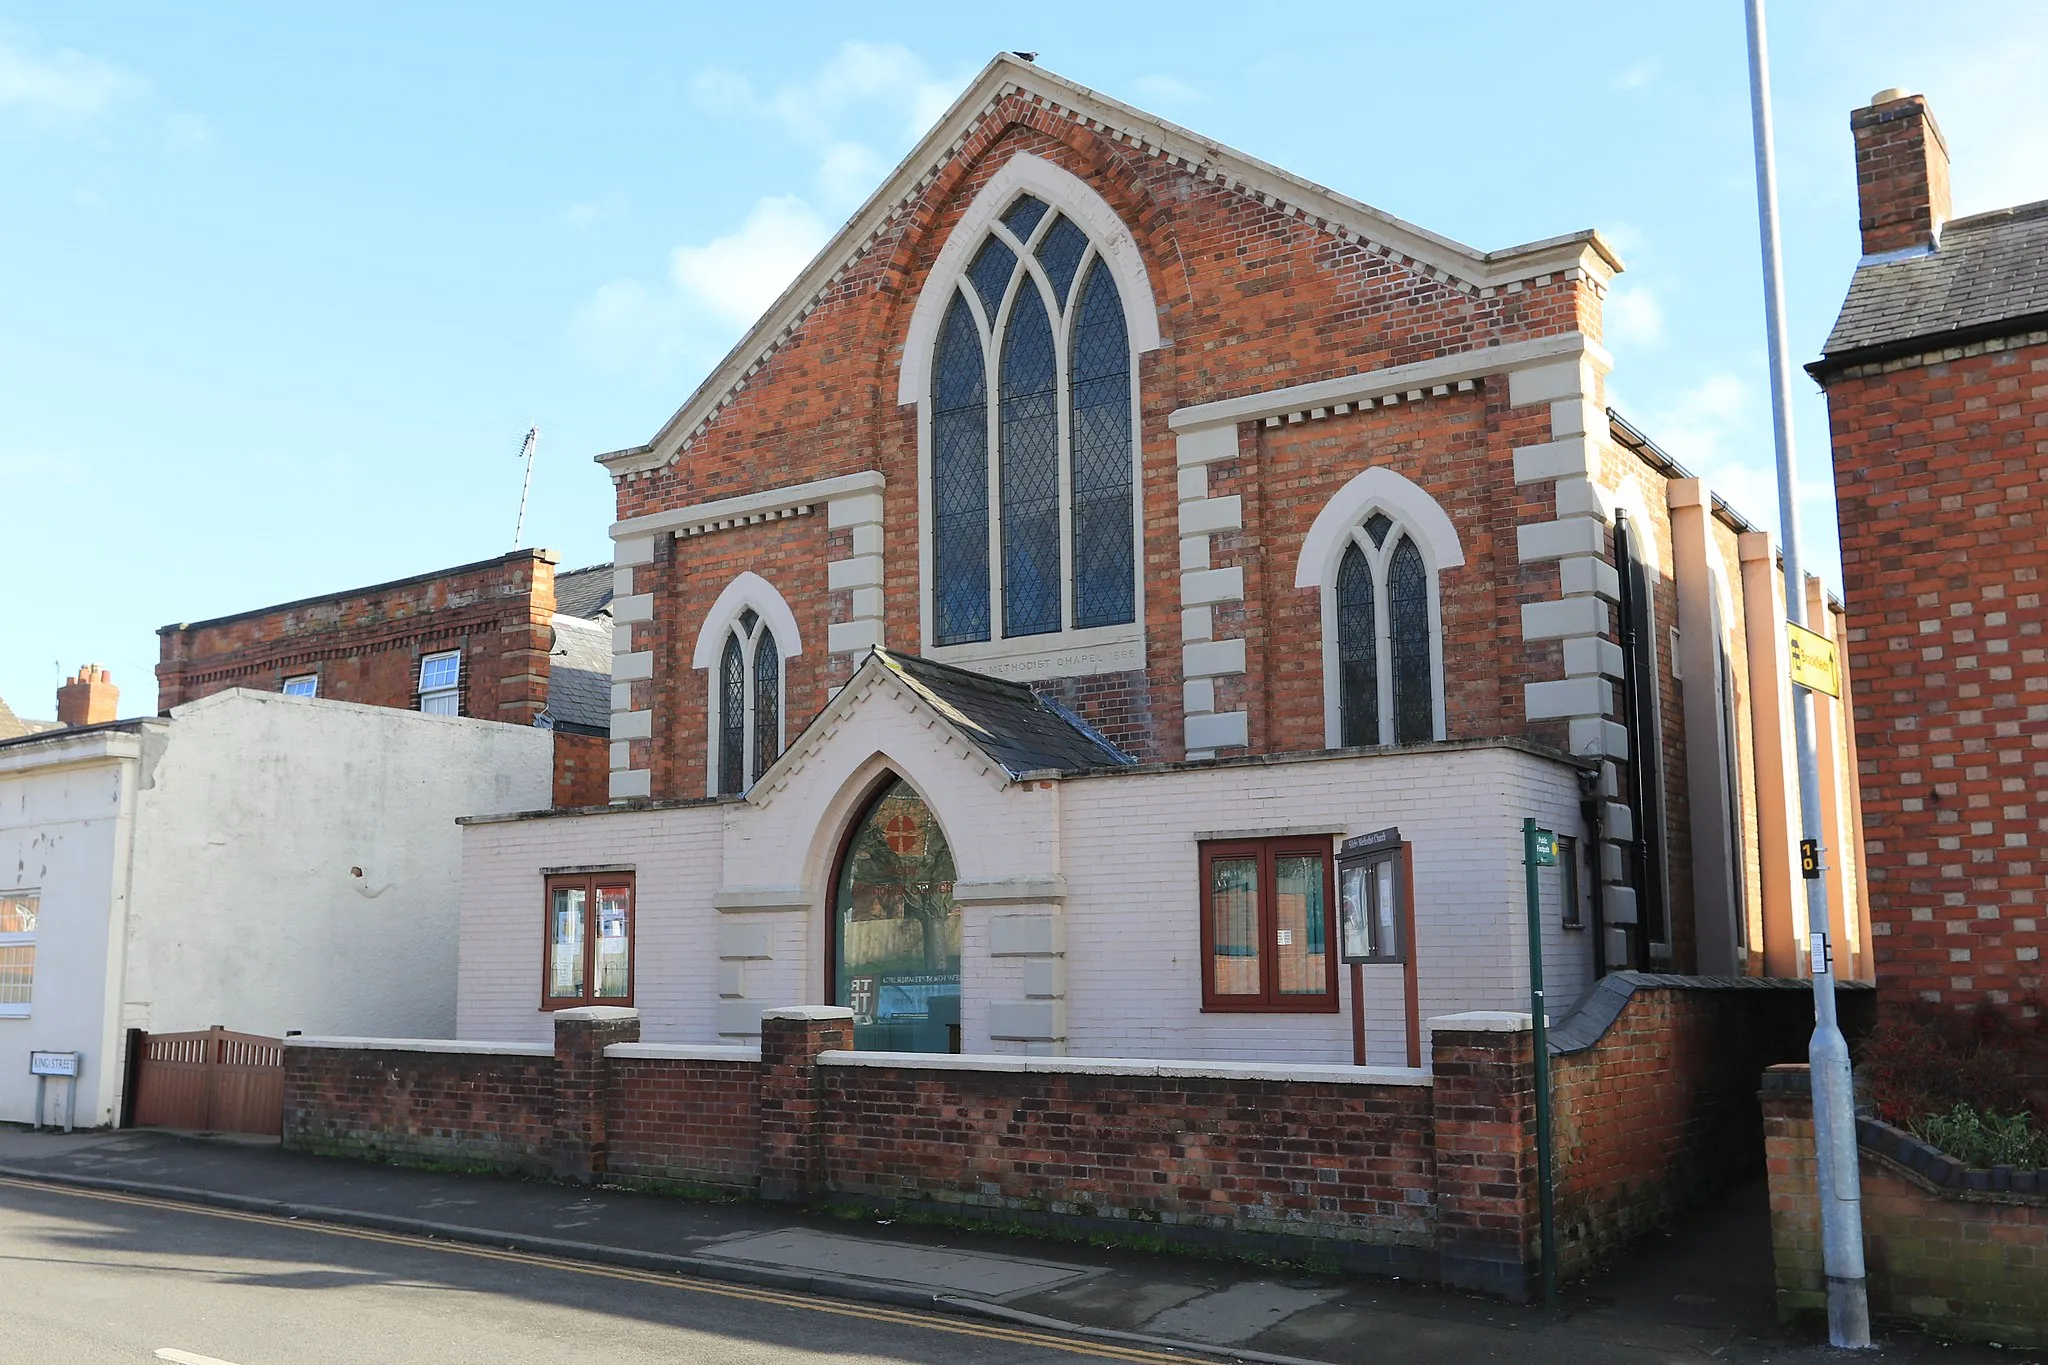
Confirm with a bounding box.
[156,549,614,808]
[453,57,1867,1060]
[1812,91,2048,1025]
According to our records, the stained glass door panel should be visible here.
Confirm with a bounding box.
[833,778,962,1052]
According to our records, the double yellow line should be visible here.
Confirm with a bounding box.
[0,1177,1204,1364]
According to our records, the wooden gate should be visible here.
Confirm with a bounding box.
[128,1026,284,1136]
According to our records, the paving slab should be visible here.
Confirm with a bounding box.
[1139,1280,1344,1344]
[696,1226,1094,1299]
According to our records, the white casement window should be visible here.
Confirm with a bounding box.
[693,571,801,797]
[1297,467,1463,749]
[281,674,318,698]
[903,154,1163,678]
[0,891,38,1017]
[418,650,462,716]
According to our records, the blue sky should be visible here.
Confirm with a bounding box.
[4,2,2044,718]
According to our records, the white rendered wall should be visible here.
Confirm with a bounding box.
[0,731,151,1126]
[457,803,724,1045]
[1059,746,1590,1064]
[123,690,552,1043]
[456,719,1591,1064]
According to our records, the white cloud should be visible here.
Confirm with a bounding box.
[1612,59,1657,93]
[0,38,139,126]
[1130,74,1209,109]
[667,196,828,328]
[1624,372,1835,546]
[571,196,828,377]
[1605,284,1666,349]
[817,141,884,208]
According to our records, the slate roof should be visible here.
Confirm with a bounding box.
[0,693,58,741]
[873,647,1135,777]
[1814,198,2048,374]
[553,564,614,620]
[545,614,613,735]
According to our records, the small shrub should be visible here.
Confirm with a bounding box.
[1909,1103,2048,1171]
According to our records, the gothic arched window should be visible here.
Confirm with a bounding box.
[928,192,1138,650]
[1329,512,1442,747]
[714,607,780,796]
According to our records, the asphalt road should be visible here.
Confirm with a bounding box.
[0,1178,1184,1365]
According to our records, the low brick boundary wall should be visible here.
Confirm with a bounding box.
[283,1038,557,1174]
[283,979,1839,1299]
[1764,1064,2048,1347]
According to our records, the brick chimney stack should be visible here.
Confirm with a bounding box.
[1852,88,1951,257]
[56,665,119,727]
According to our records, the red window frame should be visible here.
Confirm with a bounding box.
[1198,837,1339,1013]
[540,872,635,1010]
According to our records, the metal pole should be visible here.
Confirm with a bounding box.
[1742,0,1870,1346]
[512,425,540,549]
[1523,818,1558,1306]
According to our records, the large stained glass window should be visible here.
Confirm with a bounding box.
[1335,541,1378,747]
[833,777,961,1053]
[927,196,1137,650]
[1388,536,1433,745]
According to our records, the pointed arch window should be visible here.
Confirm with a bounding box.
[713,607,781,796]
[1327,513,1444,747]
[927,191,1139,654]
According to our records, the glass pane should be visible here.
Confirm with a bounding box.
[420,690,459,716]
[1389,536,1434,744]
[419,653,460,691]
[1000,193,1049,241]
[1339,864,1370,960]
[0,944,31,1006]
[834,778,961,1053]
[593,886,631,1000]
[739,607,759,637]
[718,633,746,795]
[1275,853,1327,995]
[752,629,780,782]
[1336,541,1378,746]
[1000,282,1061,637]
[282,675,317,697]
[932,291,991,645]
[1364,512,1393,547]
[0,894,38,934]
[967,235,1017,321]
[1034,215,1089,307]
[1208,856,1260,997]
[548,887,586,1000]
[1375,858,1399,956]
[1069,259,1135,629]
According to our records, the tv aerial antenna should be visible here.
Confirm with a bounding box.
[511,425,540,548]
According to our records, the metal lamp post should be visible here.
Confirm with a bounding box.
[1741,0,1871,1346]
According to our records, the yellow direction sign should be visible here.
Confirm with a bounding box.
[1787,622,1840,698]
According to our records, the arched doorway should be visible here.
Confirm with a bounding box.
[831,776,962,1052]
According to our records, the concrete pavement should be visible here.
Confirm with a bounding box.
[0,1125,2034,1363]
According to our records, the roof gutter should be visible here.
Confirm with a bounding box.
[1807,307,2048,383]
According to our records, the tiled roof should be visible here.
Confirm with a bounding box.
[1816,198,2048,370]
[874,648,1134,777]
[545,614,612,735]
[0,694,59,741]
[553,564,614,621]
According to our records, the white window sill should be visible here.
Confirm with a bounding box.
[925,623,1144,682]
[0,1005,31,1019]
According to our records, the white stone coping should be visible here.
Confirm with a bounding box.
[605,1043,762,1063]
[817,1050,1431,1087]
[553,1006,640,1023]
[1426,1011,1534,1033]
[285,1037,554,1058]
[762,1005,857,1022]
